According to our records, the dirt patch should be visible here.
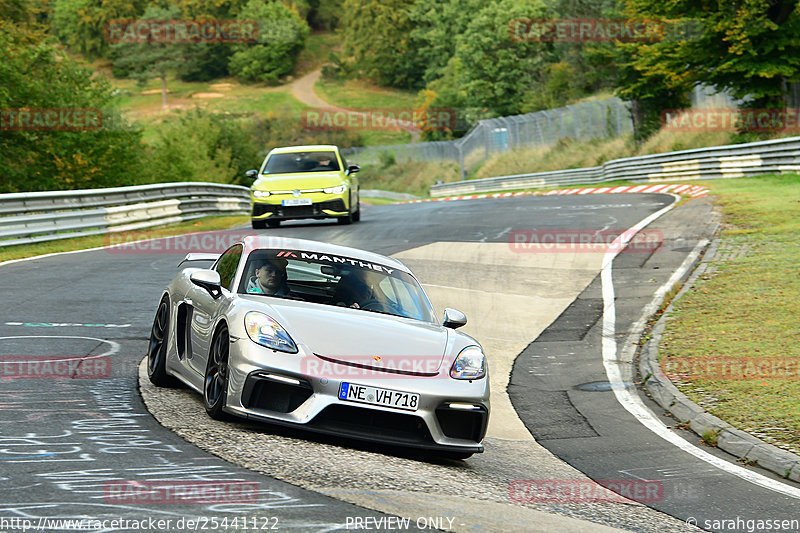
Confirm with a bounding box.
[191,92,225,99]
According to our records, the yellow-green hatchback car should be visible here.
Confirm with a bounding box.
[246,145,360,229]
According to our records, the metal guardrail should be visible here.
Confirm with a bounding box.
[360,189,420,201]
[430,135,800,197]
[0,182,251,247]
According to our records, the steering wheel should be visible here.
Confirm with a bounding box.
[358,298,403,315]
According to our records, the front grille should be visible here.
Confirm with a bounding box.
[309,404,432,444]
[242,375,313,413]
[252,199,347,219]
[435,405,488,442]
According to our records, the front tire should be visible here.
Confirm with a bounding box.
[266,219,280,228]
[203,324,232,420]
[147,295,178,387]
[352,195,361,222]
[337,203,354,225]
[251,219,267,229]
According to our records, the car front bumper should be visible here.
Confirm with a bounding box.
[224,340,490,453]
[251,194,349,221]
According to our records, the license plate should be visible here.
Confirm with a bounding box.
[338,382,420,412]
[282,198,312,206]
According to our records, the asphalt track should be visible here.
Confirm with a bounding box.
[1,194,797,532]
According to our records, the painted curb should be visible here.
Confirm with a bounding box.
[638,239,800,483]
[403,183,709,204]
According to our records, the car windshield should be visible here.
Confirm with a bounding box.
[237,249,436,323]
[262,151,340,174]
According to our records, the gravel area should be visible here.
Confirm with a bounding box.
[139,360,698,533]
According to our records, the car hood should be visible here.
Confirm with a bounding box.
[252,298,448,374]
[252,172,344,191]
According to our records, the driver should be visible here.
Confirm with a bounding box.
[246,258,291,297]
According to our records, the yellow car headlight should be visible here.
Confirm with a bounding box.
[252,190,270,198]
[323,185,346,195]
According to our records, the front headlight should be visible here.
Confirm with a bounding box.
[450,346,486,380]
[244,312,297,353]
[323,184,346,194]
[252,190,270,198]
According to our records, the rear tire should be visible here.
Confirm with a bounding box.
[147,295,179,387]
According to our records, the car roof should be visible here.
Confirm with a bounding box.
[240,236,411,274]
[269,145,339,154]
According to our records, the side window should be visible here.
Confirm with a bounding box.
[215,245,242,291]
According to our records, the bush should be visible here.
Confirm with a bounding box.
[143,108,363,187]
[145,109,255,185]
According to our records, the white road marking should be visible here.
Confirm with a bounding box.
[600,195,800,500]
[0,336,120,357]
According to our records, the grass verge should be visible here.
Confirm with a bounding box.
[0,215,249,263]
[314,77,418,109]
[658,174,800,454]
[350,130,756,196]
[357,160,463,197]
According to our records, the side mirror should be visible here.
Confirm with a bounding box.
[442,308,467,329]
[346,164,360,175]
[245,169,259,180]
[190,270,222,299]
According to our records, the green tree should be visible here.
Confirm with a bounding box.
[0,19,144,192]
[450,0,554,116]
[228,0,309,83]
[171,0,251,81]
[110,5,186,108]
[606,40,692,140]
[51,0,147,59]
[0,0,49,23]
[405,0,484,88]
[339,0,417,87]
[308,0,342,30]
[521,62,581,112]
[621,0,800,121]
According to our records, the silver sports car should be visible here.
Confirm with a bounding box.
[147,236,490,457]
